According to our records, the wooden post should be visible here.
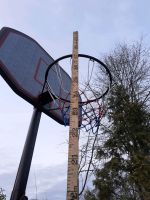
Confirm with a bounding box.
[66,31,79,200]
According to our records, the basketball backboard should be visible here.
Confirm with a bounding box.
[0,27,72,125]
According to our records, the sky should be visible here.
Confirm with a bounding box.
[0,0,150,199]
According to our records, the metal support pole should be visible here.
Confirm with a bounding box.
[10,108,42,200]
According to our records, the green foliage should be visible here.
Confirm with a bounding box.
[84,42,150,200]
[0,188,6,200]
[97,86,150,199]
[84,190,97,200]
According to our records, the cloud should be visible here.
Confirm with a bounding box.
[0,171,16,199]
[1,0,148,59]
[26,163,68,200]
[0,163,67,200]
[37,179,66,200]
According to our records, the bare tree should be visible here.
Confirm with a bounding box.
[104,41,150,105]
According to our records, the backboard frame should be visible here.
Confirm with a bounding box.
[0,27,71,125]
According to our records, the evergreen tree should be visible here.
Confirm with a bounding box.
[0,188,6,200]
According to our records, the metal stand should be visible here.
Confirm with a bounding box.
[10,108,42,200]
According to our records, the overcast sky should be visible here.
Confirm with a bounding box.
[0,0,150,199]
